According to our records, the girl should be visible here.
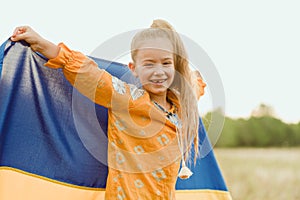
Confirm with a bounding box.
[11,19,206,200]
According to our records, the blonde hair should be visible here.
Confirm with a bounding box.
[131,19,200,162]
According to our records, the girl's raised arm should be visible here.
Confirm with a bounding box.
[11,26,60,59]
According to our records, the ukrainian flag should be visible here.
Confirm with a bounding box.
[0,40,232,200]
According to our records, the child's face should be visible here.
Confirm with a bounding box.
[129,38,175,97]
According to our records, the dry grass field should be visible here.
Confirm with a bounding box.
[214,148,300,200]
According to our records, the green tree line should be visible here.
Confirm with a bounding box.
[203,104,300,147]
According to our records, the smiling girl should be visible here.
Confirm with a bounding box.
[11,19,206,200]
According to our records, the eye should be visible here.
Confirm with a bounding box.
[143,63,154,67]
[163,62,173,66]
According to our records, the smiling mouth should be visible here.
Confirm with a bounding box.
[150,79,167,84]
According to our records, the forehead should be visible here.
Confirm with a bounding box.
[135,38,174,60]
[136,38,173,53]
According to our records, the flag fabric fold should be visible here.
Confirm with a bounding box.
[0,40,232,200]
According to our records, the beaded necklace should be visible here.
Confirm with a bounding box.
[152,99,193,179]
[152,100,182,128]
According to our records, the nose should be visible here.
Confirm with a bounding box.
[153,66,165,76]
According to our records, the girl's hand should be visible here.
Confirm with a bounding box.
[10,26,60,59]
[11,26,43,52]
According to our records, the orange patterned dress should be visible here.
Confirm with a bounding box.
[45,43,205,200]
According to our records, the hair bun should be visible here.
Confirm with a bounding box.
[151,19,175,30]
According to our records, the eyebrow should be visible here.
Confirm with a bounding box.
[141,57,173,62]
[142,59,156,62]
[162,57,173,61]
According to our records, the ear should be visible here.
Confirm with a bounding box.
[128,62,138,77]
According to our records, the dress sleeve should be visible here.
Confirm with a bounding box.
[44,43,145,108]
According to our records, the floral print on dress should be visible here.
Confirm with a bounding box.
[112,76,126,95]
[129,84,144,100]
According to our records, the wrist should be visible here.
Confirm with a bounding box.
[38,39,60,59]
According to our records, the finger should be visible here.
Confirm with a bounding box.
[193,70,202,79]
[10,31,28,42]
[11,26,27,41]
[12,27,22,37]
[11,26,29,37]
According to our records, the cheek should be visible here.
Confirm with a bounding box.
[136,70,149,82]
[167,68,175,78]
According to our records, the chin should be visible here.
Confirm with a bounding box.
[144,84,170,95]
[150,89,168,95]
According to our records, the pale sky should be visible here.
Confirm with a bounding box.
[1,0,299,123]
